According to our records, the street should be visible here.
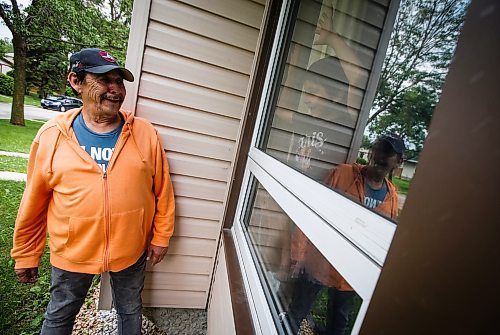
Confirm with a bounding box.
[0,102,59,122]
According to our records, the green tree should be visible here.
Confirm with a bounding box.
[0,0,38,125]
[369,85,437,160]
[26,0,133,97]
[0,38,12,57]
[368,0,469,126]
[0,0,132,125]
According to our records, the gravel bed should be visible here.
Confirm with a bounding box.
[73,284,165,335]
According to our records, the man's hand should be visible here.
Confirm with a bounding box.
[15,267,39,283]
[147,244,168,266]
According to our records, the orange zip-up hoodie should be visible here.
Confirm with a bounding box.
[11,108,175,274]
[291,163,398,290]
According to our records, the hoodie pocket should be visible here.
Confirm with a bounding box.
[65,215,105,263]
[108,208,146,262]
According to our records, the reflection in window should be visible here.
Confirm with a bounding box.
[260,0,405,222]
[262,0,377,180]
[259,0,467,222]
[243,178,362,334]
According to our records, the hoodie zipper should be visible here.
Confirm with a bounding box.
[103,172,110,272]
[101,128,129,272]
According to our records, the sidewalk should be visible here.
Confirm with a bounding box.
[0,171,26,181]
[0,150,28,181]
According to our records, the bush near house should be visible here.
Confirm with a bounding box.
[356,157,368,165]
[0,73,14,96]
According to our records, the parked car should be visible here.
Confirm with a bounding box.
[41,96,82,112]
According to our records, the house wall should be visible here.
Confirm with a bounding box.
[124,0,267,308]
[0,61,12,74]
[207,237,236,335]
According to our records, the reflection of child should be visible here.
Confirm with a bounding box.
[289,56,348,173]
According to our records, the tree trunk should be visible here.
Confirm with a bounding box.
[10,34,27,126]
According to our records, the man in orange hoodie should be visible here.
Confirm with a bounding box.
[11,48,175,335]
[288,134,404,334]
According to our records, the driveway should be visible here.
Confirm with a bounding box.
[0,102,59,122]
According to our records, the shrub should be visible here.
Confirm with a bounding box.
[356,157,368,165]
[0,73,14,95]
[65,86,77,97]
[5,69,14,78]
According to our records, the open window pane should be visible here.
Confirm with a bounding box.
[242,177,362,334]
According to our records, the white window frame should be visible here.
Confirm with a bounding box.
[232,0,400,333]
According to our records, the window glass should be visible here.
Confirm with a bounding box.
[243,178,362,334]
[259,0,468,222]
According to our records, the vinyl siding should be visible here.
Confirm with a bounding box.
[129,0,266,308]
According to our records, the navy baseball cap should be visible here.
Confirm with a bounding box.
[377,133,406,154]
[70,48,134,82]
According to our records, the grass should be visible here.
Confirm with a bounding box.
[392,177,411,195]
[0,119,43,153]
[0,180,51,335]
[0,155,28,173]
[0,93,41,107]
[311,287,362,332]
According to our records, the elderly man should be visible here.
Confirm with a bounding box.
[11,48,175,335]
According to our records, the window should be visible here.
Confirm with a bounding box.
[232,0,468,333]
[242,177,363,334]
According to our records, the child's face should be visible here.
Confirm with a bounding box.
[302,80,329,116]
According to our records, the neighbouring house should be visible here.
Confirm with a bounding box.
[0,52,13,74]
[401,159,417,180]
[358,147,369,160]
[99,1,498,334]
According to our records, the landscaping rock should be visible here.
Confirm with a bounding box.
[73,284,165,335]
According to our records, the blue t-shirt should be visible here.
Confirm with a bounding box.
[72,112,124,173]
[364,180,388,209]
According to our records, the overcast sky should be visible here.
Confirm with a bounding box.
[0,0,33,41]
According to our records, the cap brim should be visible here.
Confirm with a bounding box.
[85,65,134,82]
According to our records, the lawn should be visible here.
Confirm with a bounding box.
[392,177,411,195]
[0,155,28,173]
[0,180,51,335]
[0,93,41,107]
[0,119,43,153]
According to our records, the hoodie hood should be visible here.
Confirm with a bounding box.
[54,107,135,138]
[46,107,142,173]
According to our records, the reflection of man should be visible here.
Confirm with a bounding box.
[11,48,175,334]
[326,134,405,218]
[288,134,405,334]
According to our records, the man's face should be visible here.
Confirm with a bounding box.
[80,70,126,117]
[368,141,401,177]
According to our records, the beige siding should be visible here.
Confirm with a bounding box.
[132,0,266,308]
[207,238,236,335]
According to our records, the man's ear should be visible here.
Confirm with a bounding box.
[67,72,82,94]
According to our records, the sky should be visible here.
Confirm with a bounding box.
[0,0,33,40]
